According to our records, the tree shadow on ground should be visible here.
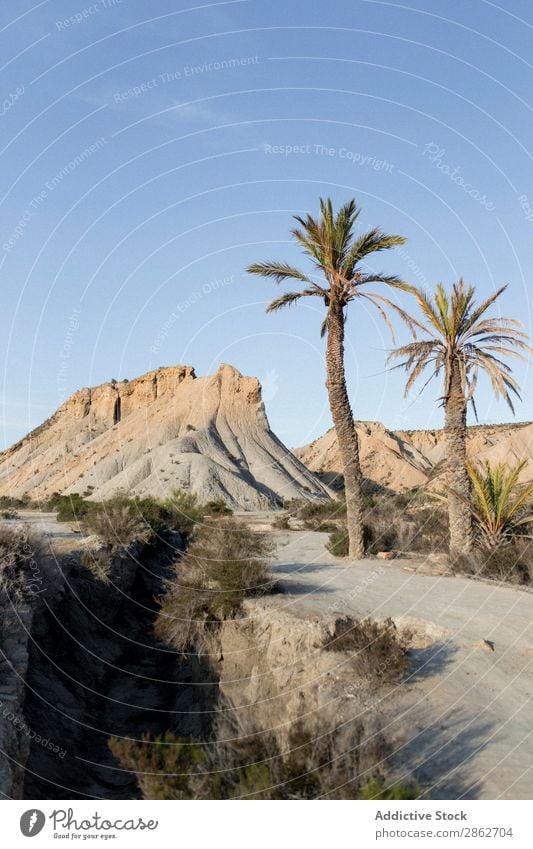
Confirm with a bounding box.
[407,640,459,683]
[395,709,492,799]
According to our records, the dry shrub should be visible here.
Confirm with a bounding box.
[296,499,346,530]
[80,548,114,584]
[272,513,290,530]
[324,616,411,684]
[453,538,533,585]
[325,493,449,557]
[156,518,274,652]
[364,497,449,554]
[82,501,151,548]
[0,523,47,606]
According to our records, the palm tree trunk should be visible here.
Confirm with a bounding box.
[444,360,473,556]
[326,301,365,559]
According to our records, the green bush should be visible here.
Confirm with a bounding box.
[108,732,206,800]
[156,518,274,652]
[1,509,19,520]
[328,525,373,556]
[359,774,420,799]
[81,497,152,547]
[0,495,35,510]
[52,493,97,522]
[203,499,233,516]
[109,720,399,800]
[53,488,212,542]
[164,489,207,536]
[328,528,349,556]
[297,498,346,525]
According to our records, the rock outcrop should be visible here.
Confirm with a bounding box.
[295,421,533,492]
[0,364,330,509]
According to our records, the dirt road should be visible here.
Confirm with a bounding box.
[270,530,532,800]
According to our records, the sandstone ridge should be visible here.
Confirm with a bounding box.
[295,420,533,492]
[0,363,330,509]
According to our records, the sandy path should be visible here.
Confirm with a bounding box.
[270,530,533,800]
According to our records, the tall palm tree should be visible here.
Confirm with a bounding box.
[247,198,410,559]
[388,280,531,556]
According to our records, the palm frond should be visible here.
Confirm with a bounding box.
[266,292,306,312]
[467,458,533,545]
[342,229,406,279]
[246,261,310,284]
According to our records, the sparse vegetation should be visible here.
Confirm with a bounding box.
[80,548,115,584]
[453,539,533,585]
[326,491,449,557]
[203,499,233,517]
[156,518,274,652]
[324,616,411,684]
[0,524,47,606]
[163,488,207,536]
[109,716,416,800]
[359,774,420,800]
[50,492,97,522]
[48,488,228,546]
[327,528,349,556]
[1,509,19,520]
[82,499,152,548]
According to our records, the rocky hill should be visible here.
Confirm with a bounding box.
[294,420,533,492]
[0,363,330,510]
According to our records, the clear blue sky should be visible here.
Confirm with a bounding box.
[1,0,532,450]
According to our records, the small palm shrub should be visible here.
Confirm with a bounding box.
[468,459,533,548]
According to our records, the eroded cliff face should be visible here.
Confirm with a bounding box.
[0,364,330,509]
[17,535,210,800]
[216,598,377,747]
[3,552,376,800]
[0,605,33,798]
